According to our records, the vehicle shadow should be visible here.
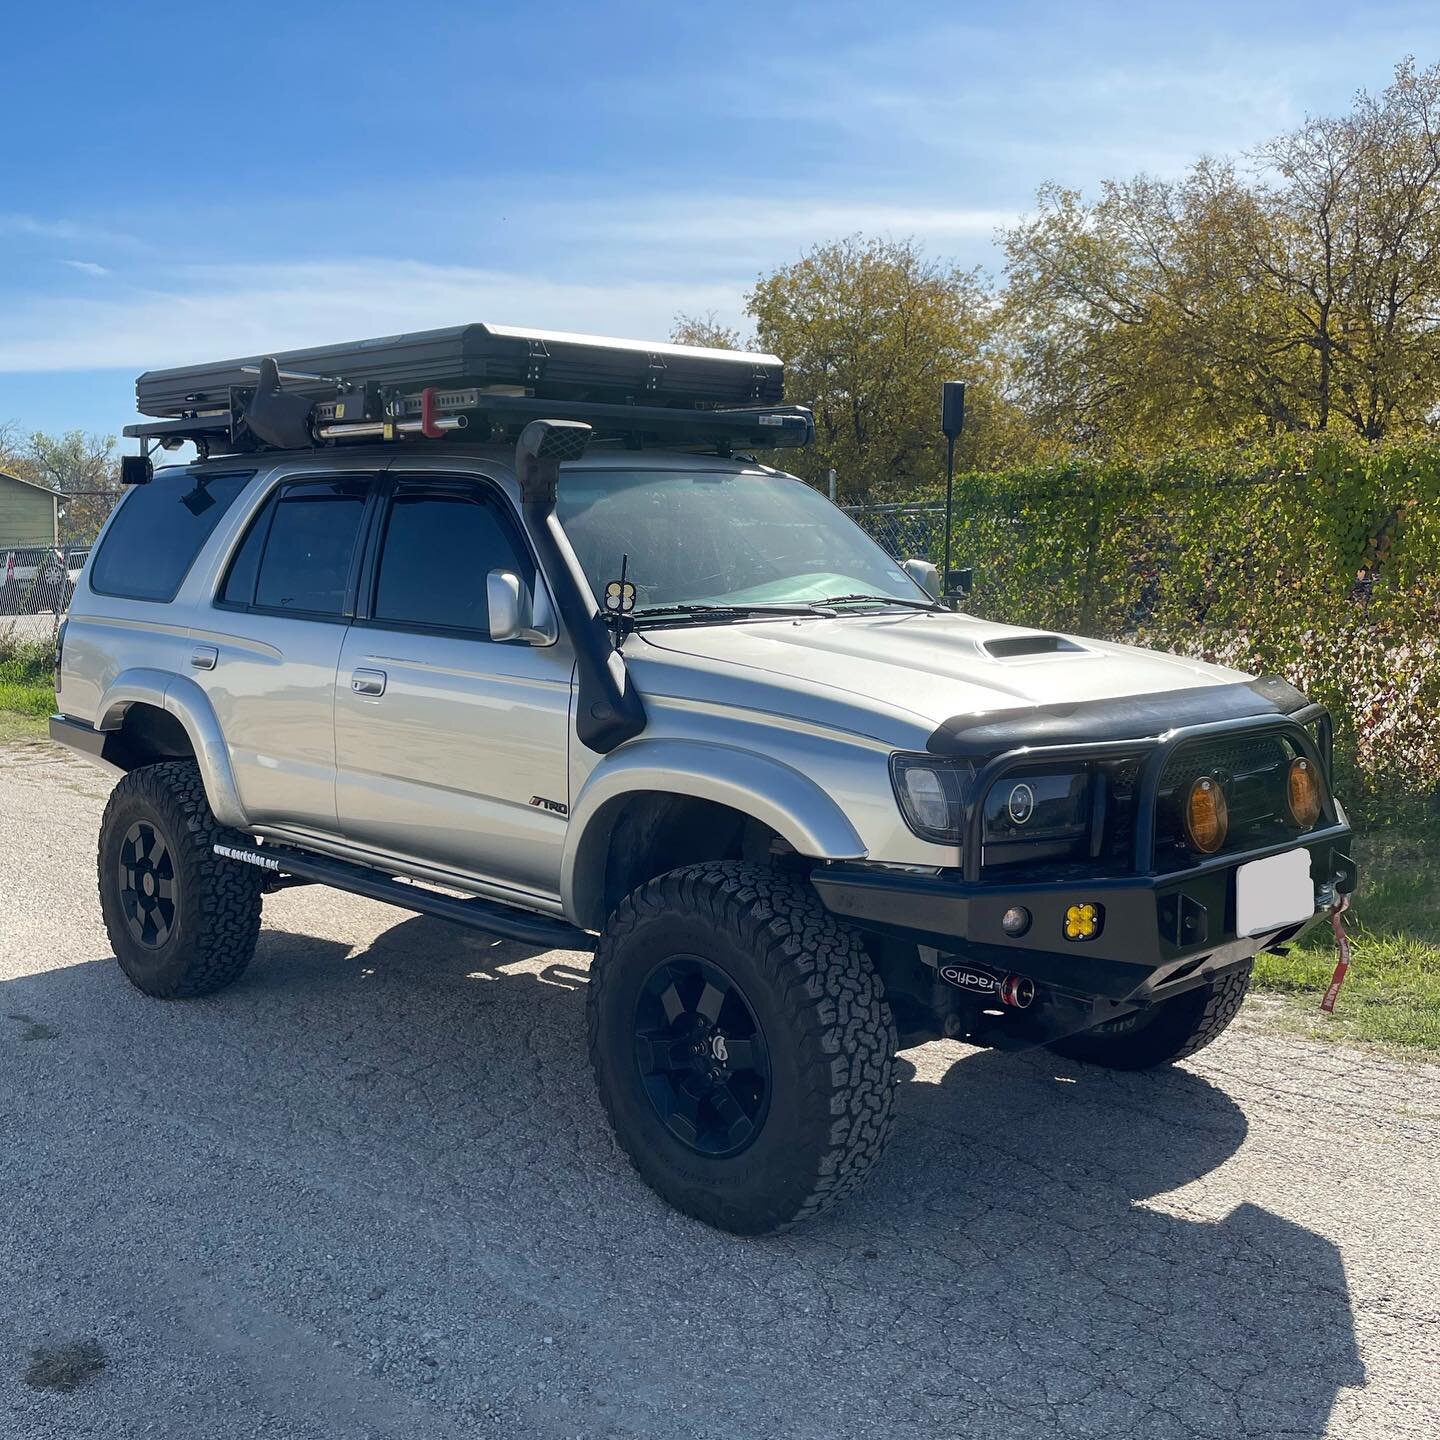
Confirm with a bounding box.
[0,913,1363,1440]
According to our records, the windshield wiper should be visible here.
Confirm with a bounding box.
[815,592,943,612]
[631,600,837,624]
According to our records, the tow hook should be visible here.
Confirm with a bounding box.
[938,961,1036,1009]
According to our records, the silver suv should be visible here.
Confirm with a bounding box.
[51,327,1355,1233]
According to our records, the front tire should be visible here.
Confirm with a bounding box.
[97,761,263,998]
[1047,962,1253,1070]
[587,862,897,1235]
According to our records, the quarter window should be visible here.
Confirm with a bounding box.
[90,469,253,602]
[372,485,532,635]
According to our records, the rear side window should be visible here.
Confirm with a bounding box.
[89,469,253,602]
[220,479,369,616]
[371,484,533,634]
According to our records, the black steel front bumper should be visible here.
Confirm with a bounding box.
[813,822,1354,1005]
[813,706,1357,1011]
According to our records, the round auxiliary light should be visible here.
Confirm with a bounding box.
[1001,906,1031,937]
[1183,775,1229,855]
[1284,757,1322,829]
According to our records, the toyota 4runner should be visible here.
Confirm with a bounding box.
[50,324,1355,1234]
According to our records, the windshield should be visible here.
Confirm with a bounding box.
[555,468,929,613]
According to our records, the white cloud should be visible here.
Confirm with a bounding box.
[0,189,1017,375]
[0,260,743,373]
[0,214,136,247]
[580,198,1017,263]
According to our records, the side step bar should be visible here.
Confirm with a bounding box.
[214,840,594,952]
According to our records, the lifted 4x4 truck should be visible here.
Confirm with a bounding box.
[51,325,1356,1234]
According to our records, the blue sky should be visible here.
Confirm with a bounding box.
[3,0,1439,443]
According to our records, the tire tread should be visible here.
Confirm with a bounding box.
[1049,962,1253,1070]
[97,761,262,998]
[587,861,896,1233]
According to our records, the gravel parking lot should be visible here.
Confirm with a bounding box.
[1,741,1437,1440]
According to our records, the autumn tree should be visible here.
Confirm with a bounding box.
[1003,58,1440,453]
[669,311,745,350]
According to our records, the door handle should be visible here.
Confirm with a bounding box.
[351,668,387,697]
[190,645,218,671]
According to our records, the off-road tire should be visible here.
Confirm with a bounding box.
[587,862,897,1235]
[97,761,263,998]
[1048,962,1253,1070]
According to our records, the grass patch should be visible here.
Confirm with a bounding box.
[0,630,53,686]
[0,709,47,742]
[1253,801,1440,1057]
[0,629,55,736]
[0,679,53,716]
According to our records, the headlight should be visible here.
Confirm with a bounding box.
[981,771,1091,844]
[890,755,972,845]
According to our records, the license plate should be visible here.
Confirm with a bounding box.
[1235,848,1315,937]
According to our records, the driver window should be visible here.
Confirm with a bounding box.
[372,483,533,636]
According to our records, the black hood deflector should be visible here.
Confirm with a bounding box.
[926,675,1309,759]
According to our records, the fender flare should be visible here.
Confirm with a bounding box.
[561,738,867,930]
[96,668,247,829]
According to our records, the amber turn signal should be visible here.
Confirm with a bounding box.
[1183,776,1228,854]
[1284,756,1322,829]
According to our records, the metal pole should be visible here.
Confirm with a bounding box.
[943,434,956,585]
[827,468,837,504]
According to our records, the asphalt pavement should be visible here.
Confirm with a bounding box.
[1,740,1436,1439]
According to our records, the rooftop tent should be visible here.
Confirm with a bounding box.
[126,323,812,458]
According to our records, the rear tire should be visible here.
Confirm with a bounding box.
[587,862,897,1235]
[1048,962,1253,1070]
[97,761,263,998]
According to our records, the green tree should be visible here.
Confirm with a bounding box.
[745,236,1024,503]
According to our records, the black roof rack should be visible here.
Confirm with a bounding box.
[125,323,812,458]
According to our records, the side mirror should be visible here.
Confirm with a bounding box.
[487,569,558,645]
[120,454,153,486]
[901,557,941,599]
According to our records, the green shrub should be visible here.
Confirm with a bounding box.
[935,437,1440,801]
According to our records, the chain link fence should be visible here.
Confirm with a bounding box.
[0,546,91,617]
[841,503,947,564]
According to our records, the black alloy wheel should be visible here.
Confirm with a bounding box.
[634,954,771,1157]
[117,819,178,948]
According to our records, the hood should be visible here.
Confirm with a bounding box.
[634,610,1249,736]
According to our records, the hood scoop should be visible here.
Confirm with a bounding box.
[982,634,1084,660]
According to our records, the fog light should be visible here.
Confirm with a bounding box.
[1064,902,1103,941]
[1284,757,1322,829]
[1183,775,1229,855]
[1001,906,1031,937]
